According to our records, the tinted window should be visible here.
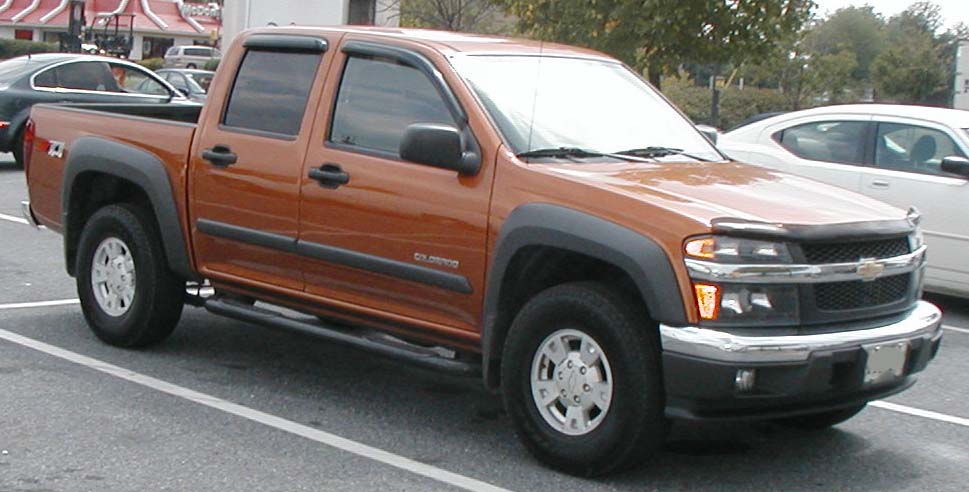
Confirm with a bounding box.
[330,56,455,154]
[223,50,321,136]
[875,123,967,176]
[776,121,867,164]
[184,47,213,57]
[110,63,169,96]
[35,61,119,92]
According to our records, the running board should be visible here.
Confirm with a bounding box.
[203,298,481,377]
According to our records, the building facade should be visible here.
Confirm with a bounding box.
[221,0,398,50]
[955,40,969,111]
[0,0,221,59]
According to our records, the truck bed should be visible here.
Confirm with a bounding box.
[25,103,199,232]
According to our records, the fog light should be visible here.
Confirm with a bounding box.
[735,369,756,393]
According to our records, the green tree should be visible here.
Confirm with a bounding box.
[494,0,814,88]
[871,3,951,104]
[394,0,506,33]
[807,6,885,83]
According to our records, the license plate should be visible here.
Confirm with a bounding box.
[863,340,909,386]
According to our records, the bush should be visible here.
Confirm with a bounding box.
[661,76,794,130]
[0,39,58,60]
[203,58,220,71]
[137,57,164,71]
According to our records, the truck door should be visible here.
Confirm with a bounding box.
[189,36,331,292]
[297,40,493,334]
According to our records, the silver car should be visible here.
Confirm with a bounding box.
[163,45,221,69]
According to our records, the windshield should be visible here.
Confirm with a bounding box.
[0,56,46,85]
[449,55,722,161]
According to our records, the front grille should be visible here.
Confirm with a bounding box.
[815,274,911,311]
[801,238,910,264]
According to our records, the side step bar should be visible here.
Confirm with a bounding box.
[204,297,481,377]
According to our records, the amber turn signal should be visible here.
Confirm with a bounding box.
[693,283,720,320]
[685,237,716,259]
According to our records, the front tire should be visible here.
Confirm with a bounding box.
[501,282,666,476]
[76,203,184,347]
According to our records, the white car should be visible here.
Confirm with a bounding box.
[719,104,969,297]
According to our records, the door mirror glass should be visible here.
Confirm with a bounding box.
[941,155,969,177]
[400,123,479,175]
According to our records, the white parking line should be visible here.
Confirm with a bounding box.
[871,401,969,428]
[942,325,969,335]
[0,212,28,225]
[0,299,79,310]
[0,327,514,492]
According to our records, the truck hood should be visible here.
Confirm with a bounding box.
[541,161,907,227]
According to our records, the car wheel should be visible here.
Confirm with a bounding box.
[76,203,185,347]
[186,63,197,69]
[774,404,867,430]
[501,282,666,476]
[10,127,23,169]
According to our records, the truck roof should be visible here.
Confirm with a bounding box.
[245,26,618,62]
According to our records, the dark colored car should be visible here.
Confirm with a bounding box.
[154,69,214,103]
[0,53,190,167]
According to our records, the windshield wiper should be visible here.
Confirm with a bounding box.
[615,146,713,162]
[517,147,650,162]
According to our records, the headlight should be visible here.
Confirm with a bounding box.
[685,236,792,264]
[686,236,798,325]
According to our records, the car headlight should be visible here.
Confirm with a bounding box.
[685,236,792,264]
[686,236,798,325]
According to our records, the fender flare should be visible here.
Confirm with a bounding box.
[62,136,196,280]
[481,203,687,389]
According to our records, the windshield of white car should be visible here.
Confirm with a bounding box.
[449,55,723,162]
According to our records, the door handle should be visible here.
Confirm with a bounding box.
[202,145,238,167]
[869,180,890,189]
[308,163,350,189]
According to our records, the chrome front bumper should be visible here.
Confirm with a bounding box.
[660,300,942,363]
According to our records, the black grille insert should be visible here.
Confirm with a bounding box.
[802,238,910,264]
[815,274,911,311]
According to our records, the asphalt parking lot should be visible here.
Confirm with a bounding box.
[0,158,967,492]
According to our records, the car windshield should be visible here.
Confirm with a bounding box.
[449,55,723,161]
[0,56,47,85]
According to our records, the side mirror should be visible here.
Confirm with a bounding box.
[400,123,480,176]
[941,156,969,177]
[696,124,719,145]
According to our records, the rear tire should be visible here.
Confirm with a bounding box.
[774,404,866,430]
[186,63,197,69]
[10,127,23,169]
[501,282,666,476]
[76,203,184,347]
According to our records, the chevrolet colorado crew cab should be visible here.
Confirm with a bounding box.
[22,27,942,476]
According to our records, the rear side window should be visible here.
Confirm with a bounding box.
[329,56,455,154]
[184,47,213,57]
[35,61,120,92]
[223,50,321,137]
[774,121,867,164]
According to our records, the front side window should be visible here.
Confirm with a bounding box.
[166,46,179,57]
[875,123,966,176]
[109,63,169,96]
[774,121,867,164]
[223,50,321,136]
[185,47,214,57]
[329,56,456,154]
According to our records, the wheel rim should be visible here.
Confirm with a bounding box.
[90,237,136,317]
[530,328,614,436]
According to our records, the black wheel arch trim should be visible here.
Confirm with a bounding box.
[62,136,196,280]
[481,203,686,389]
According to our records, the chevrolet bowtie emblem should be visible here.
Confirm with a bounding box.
[856,259,885,282]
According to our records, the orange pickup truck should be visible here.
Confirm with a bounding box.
[22,27,942,475]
